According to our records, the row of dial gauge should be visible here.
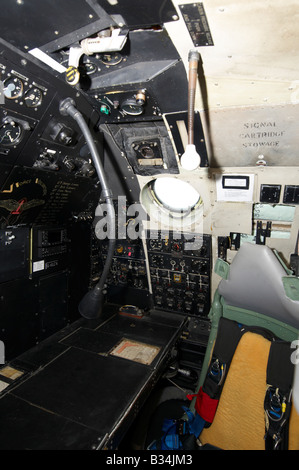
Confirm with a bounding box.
[0,71,47,148]
[3,75,44,108]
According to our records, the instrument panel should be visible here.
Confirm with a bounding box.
[147,232,212,317]
[0,61,52,164]
[0,39,103,228]
[88,230,212,318]
[2,69,47,109]
[0,39,99,180]
[92,88,162,124]
[99,237,150,309]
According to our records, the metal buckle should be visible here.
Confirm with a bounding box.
[273,434,282,450]
[209,359,226,385]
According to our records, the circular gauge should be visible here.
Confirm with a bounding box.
[24,87,43,108]
[149,239,163,250]
[120,99,143,116]
[0,121,23,147]
[100,52,123,66]
[3,76,24,100]
[171,241,182,252]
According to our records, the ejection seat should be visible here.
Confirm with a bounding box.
[148,242,299,451]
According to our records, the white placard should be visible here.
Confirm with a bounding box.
[33,260,45,272]
[216,174,254,202]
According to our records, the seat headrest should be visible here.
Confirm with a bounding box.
[218,243,299,329]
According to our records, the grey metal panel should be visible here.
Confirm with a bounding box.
[202,104,299,167]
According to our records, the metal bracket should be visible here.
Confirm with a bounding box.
[256,221,272,245]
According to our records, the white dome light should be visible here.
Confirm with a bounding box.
[153,177,200,212]
[180,144,201,171]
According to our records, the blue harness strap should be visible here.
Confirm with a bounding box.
[147,407,205,450]
[147,418,183,450]
[182,407,206,437]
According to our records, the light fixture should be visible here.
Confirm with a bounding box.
[153,177,200,213]
[180,49,201,171]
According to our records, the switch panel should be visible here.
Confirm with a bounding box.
[260,184,281,203]
[283,185,299,204]
[147,231,211,317]
[100,238,150,309]
[0,227,30,283]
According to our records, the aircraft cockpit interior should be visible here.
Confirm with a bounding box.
[0,0,298,452]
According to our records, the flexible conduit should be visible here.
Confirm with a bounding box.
[187,50,200,146]
[59,98,116,318]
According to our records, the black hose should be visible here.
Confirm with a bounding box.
[59,98,116,318]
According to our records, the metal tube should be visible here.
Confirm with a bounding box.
[187,50,200,145]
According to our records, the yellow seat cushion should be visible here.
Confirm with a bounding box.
[289,403,299,450]
[200,331,299,450]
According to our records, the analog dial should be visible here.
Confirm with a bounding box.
[3,76,23,100]
[24,87,43,107]
[100,52,123,66]
[0,121,23,147]
[149,239,163,250]
[120,99,143,116]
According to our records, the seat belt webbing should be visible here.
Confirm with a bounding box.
[188,318,244,433]
[264,341,294,450]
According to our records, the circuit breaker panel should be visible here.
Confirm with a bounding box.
[147,232,212,317]
[99,237,151,309]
